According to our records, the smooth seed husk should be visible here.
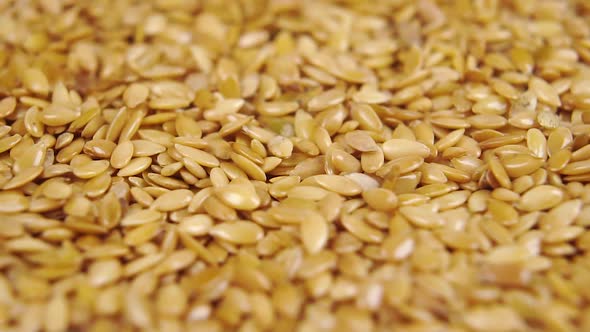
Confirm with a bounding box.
[1,2,590,332]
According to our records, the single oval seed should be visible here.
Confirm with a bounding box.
[152,189,193,212]
[209,221,264,244]
[519,185,564,211]
[382,139,430,160]
[117,157,152,177]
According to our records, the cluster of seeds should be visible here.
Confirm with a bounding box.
[2,0,590,331]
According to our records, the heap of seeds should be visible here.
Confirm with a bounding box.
[1,0,590,331]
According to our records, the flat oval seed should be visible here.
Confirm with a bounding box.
[0,134,22,153]
[40,105,78,126]
[13,143,46,172]
[117,157,152,177]
[124,83,149,108]
[258,101,299,116]
[215,183,261,211]
[153,250,196,276]
[519,185,564,211]
[121,209,162,226]
[230,152,266,182]
[73,160,110,179]
[44,295,68,332]
[175,144,219,168]
[313,175,362,196]
[0,97,17,118]
[501,155,544,178]
[530,77,561,107]
[382,139,430,160]
[526,128,547,159]
[0,191,29,212]
[362,188,398,211]
[399,206,444,228]
[3,166,44,189]
[42,180,72,200]
[178,214,213,236]
[561,159,590,175]
[301,212,329,254]
[152,189,193,212]
[341,213,384,243]
[88,259,122,287]
[83,172,112,198]
[547,149,571,172]
[124,222,161,246]
[132,140,166,157]
[345,131,378,152]
[210,221,263,244]
[488,158,511,189]
[23,68,50,96]
[110,141,134,169]
[84,139,116,159]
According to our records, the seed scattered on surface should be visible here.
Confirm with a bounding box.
[1,1,590,331]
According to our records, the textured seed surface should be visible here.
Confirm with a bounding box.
[1,1,590,332]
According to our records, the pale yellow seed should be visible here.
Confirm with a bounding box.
[399,205,444,228]
[110,141,134,169]
[88,259,123,287]
[0,191,30,212]
[519,185,564,211]
[23,68,50,96]
[44,295,68,332]
[178,214,213,236]
[152,189,193,212]
[4,166,44,189]
[382,139,430,160]
[530,77,561,107]
[42,179,72,200]
[121,209,162,226]
[117,157,152,177]
[215,179,261,211]
[313,174,363,196]
[175,144,219,168]
[301,212,329,254]
[210,221,264,244]
[123,83,149,108]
